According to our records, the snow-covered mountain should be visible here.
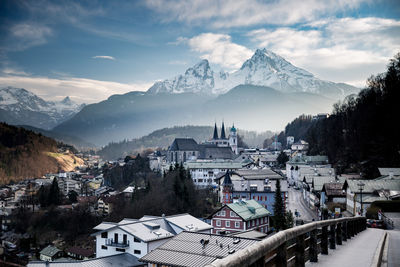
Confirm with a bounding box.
[147,48,359,98]
[0,87,85,129]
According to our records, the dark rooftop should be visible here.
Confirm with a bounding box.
[140,231,259,267]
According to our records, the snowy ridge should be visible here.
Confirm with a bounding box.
[147,48,358,98]
[0,87,85,129]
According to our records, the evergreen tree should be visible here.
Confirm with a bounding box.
[48,178,61,205]
[277,151,289,166]
[273,179,285,231]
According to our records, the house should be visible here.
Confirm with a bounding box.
[215,170,287,213]
[140,231,259,267]
[291,140,309,152]
[97,195,119,215]
[286,156,332,186]
[210,199,271,234]
[122,186,135,199]
[320,182,346,210]
[184,160,243,188]
[343,179,400,216]
[28,253,145,267]
[39,245,63,261]
[92,213,213,259]
[66,247,94,260]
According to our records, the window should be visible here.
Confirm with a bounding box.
[230,211,235,217]
[116,248,125,252]
[252,220,255,227]
[101,232,108,238]
[226,221,230,227]
[235,222,240,228]
[216,220,221,227]
[134,250,141,255]
[123,234,127,244]
[101,245,107,250]
[221,210,226,216]
[134,237,140,243]
[114,233,118,243]
[247,221,250,228]
[198,179,203,183]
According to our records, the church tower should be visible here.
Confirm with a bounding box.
[229,124,238,154]
[222,171,233,204]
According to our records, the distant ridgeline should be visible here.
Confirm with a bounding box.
[98,125,274,161]
[0,122,82,184]
[276,53,400,177]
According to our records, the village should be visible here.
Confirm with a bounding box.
[0,122,398,266]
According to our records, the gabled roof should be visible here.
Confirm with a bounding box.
[198,145,234,160]
[40,245,61,257]
[92,213,211,242]
[378,168,400,176]
[28,253,144,267]
[227,200,271,221]
[140,231,259,267]
[322,182,346,197]
[169,138,199,151]
[344,179,400,193]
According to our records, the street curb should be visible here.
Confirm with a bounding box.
[370,231,388,267]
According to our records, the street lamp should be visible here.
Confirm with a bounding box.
[357,182,365,216]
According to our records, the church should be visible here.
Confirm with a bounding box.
[166,122,239,164]
[209,122,238,155]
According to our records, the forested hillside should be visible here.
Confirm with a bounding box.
[306,54,400,177]
[0,123,82,184]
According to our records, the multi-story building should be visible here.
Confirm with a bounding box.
[92,213,213,259]
[184,160,243,188]
[210,199,270,234]
[216,169,287,213]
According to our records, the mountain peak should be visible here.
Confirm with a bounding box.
[61,96,72,104]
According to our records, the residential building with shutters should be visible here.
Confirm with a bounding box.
[92,213,213,259]
[210,199,271,234]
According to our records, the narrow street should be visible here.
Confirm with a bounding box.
[286,183,319,222]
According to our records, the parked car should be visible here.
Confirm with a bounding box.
[366,219,384,229]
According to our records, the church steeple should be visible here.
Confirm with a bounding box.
[220,122,226,139]
[213,123,219,140]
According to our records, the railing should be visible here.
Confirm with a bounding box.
[105,238,130,248]
[206,217,366,267]
[381,212,394,229]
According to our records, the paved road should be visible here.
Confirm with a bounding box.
[306,228,385,267]
[385,212,400,267]
[286,185,318,222]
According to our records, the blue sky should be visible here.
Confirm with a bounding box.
[0,0,399,103]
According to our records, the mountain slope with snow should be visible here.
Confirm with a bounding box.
[0,87,85,129]
[148,48,359,98]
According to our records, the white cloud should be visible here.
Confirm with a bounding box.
[5,23,53,51]
[184,33,253,69]
[92,55,116,60]
[2,68,30,76]
[146,0,367,28]
[247,17,400,85]
[0,75,153,103]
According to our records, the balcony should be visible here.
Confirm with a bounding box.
[105,238,130,248]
